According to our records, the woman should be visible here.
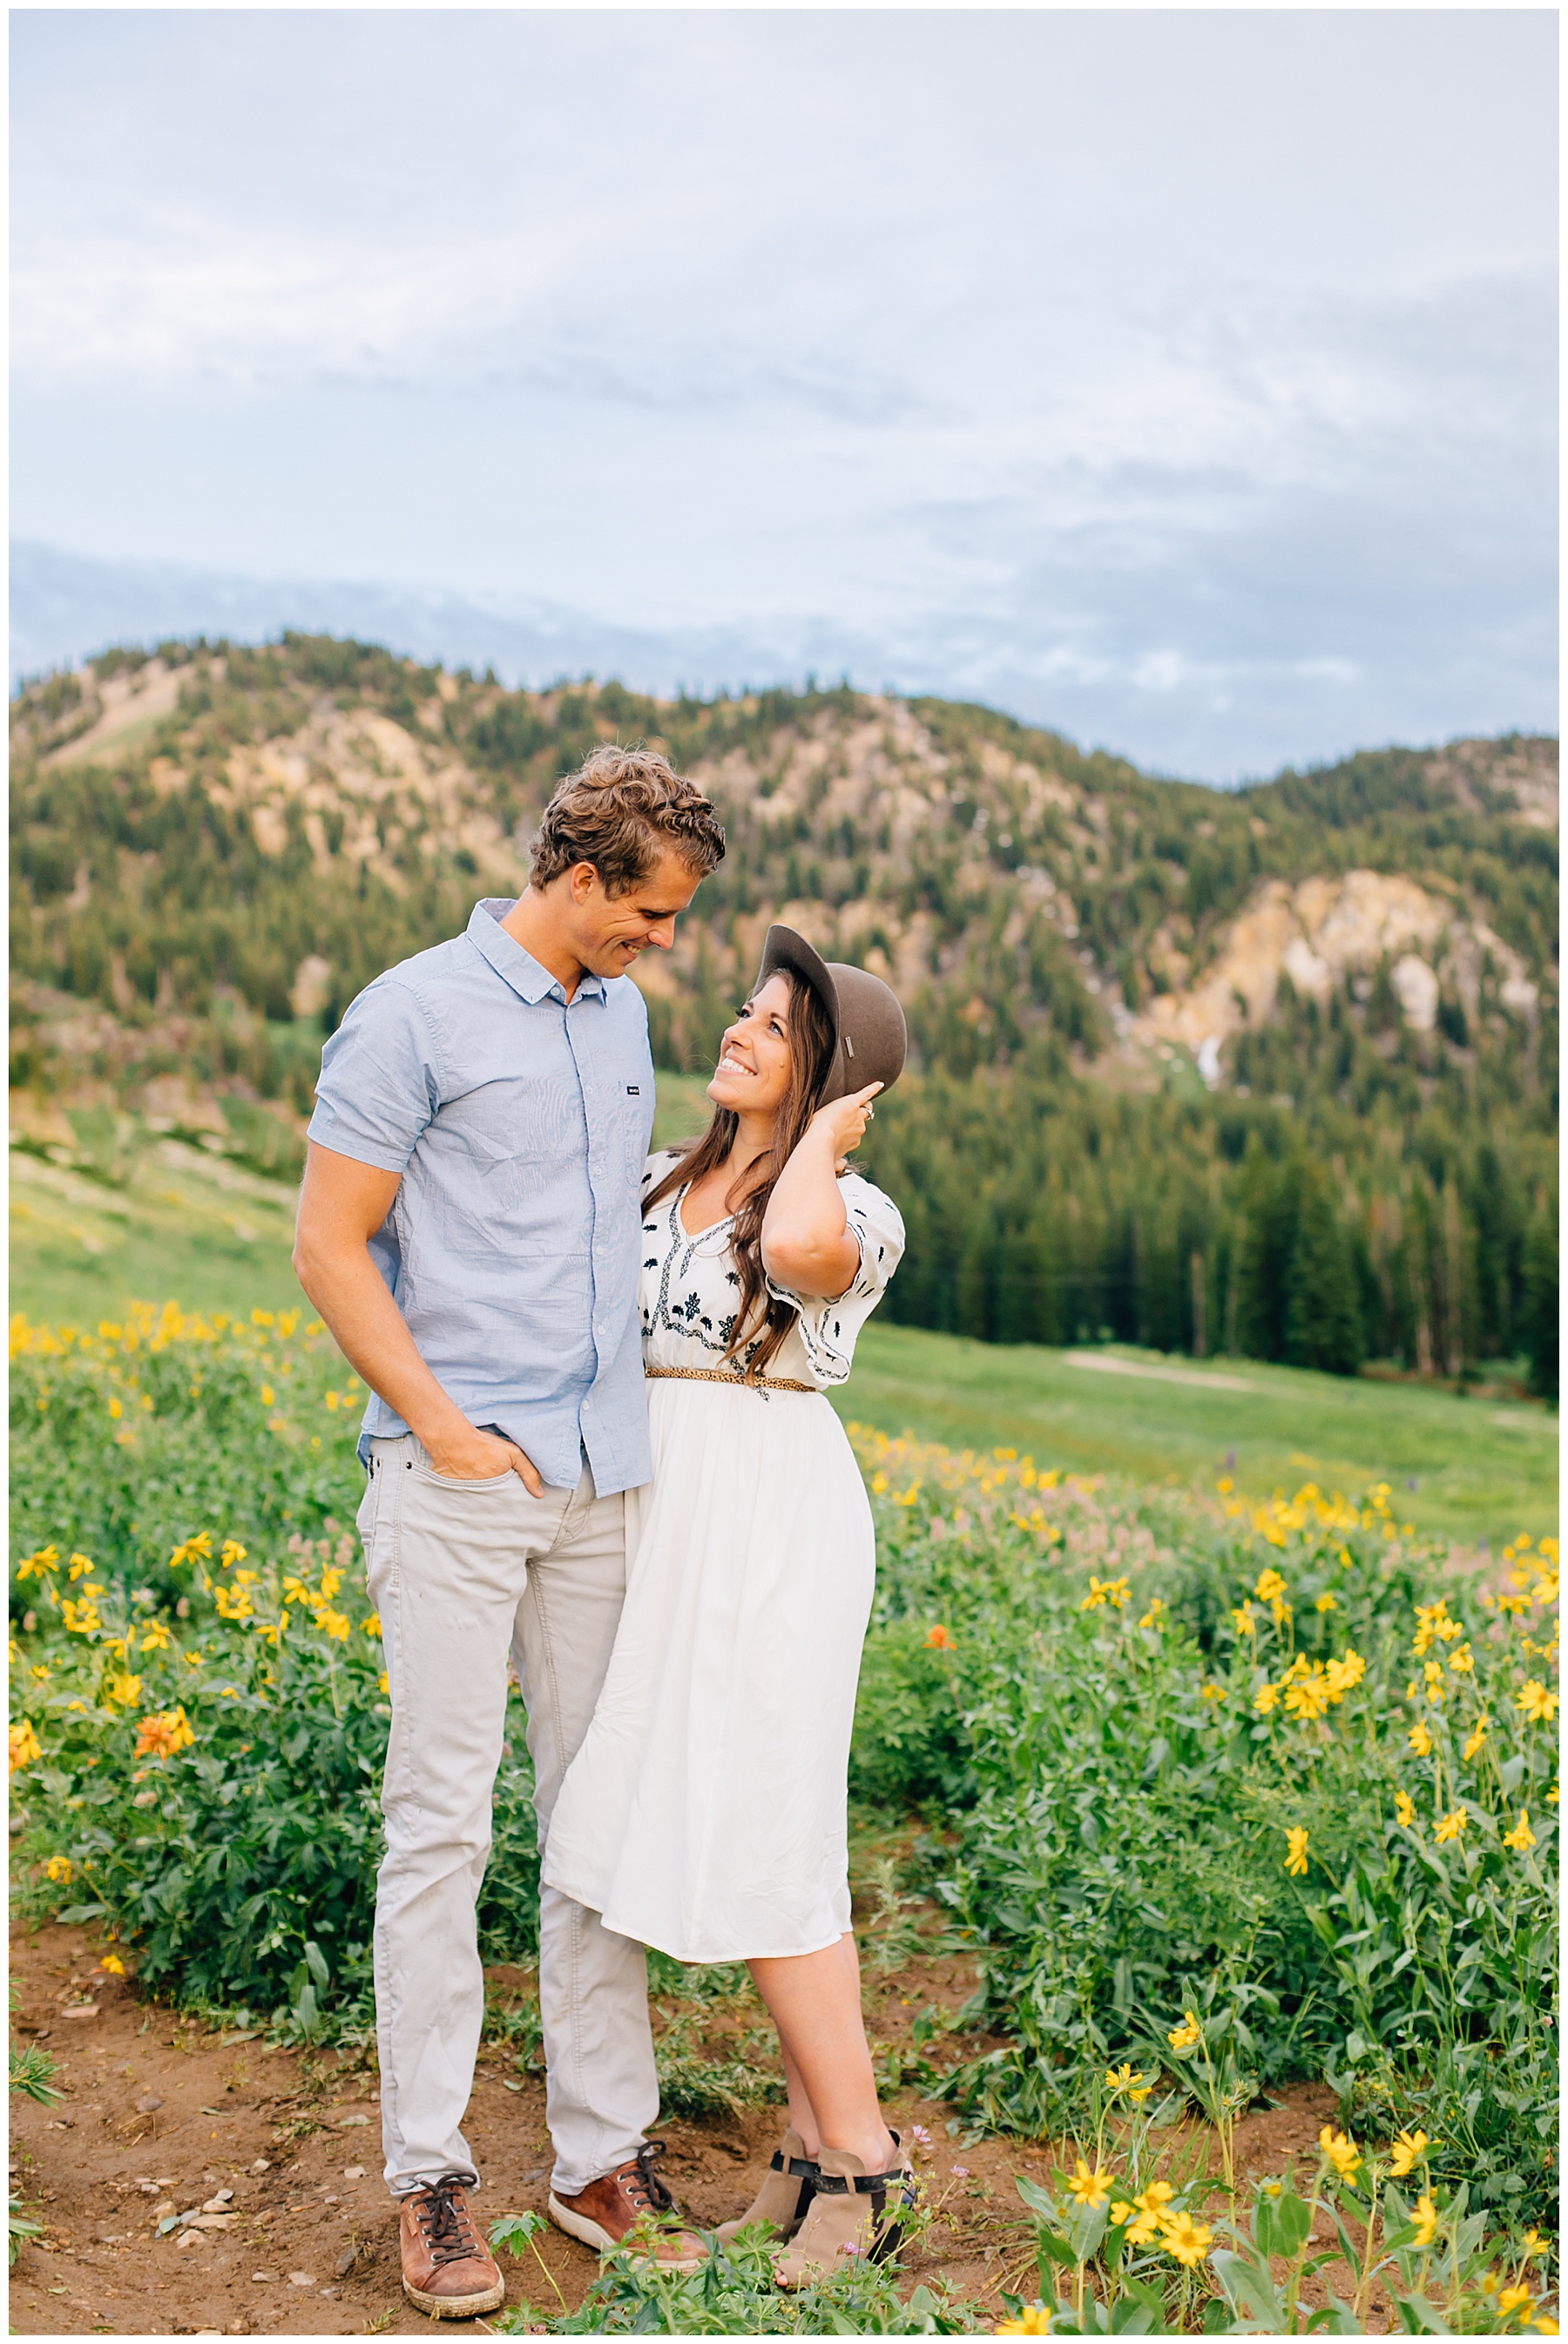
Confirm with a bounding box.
[544,925,911,2284]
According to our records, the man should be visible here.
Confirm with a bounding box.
[293,745,726,2319]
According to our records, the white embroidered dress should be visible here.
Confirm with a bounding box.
[542,1149,905,1962]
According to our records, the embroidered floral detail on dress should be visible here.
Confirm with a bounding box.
[638,1148,904,1392]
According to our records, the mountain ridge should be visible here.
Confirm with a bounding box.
[9,633,1558,1388]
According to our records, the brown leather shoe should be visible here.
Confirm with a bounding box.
[549,2141,707,2273]
[398,2173,506,2319]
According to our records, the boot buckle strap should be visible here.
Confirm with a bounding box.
[814,2167,905,2197]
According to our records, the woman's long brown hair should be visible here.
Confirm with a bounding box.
[645,971,839,1378]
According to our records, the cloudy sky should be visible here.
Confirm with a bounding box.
[10,8,1558,781]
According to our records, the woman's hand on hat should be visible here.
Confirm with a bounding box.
[811,1082,882,1160]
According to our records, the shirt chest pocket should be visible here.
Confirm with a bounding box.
[439,1076,585,1206]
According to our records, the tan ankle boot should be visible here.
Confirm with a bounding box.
[716,2126,820,2245]
[772,2134,916,2289]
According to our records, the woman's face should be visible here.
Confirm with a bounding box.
[706,972,797,1119]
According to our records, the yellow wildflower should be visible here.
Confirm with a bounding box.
[100,1954,125,1975]
[1517,1680,1558,1724]
[1110,2200,1133,2225]
[1158,2211,1213,2268]
[1125,2181,1174,2245]
[1254,1568,1288,1604]
[220,1541,248,1568]
[1409,1719,1434,1758]
[1323,1650,1366,1702]
[1167,2012,1202,2053]
[1064,2158,1112,2209]
[1504,1811,1537,1853]
[1388,2131,1429,2177]
[183,1649,204,1666]
[61,1596,101,1636]
[1396,1792,1416,1828]
[1200,1683,1226,1704]
[1315,1591,1337,1613]
[1499,2286,1534,2321]
[1139,1596,1167,1630]
[1423,1661,1446,1704]
[29,1665,50,1683]
[9,1718,42,1770]
[1410,2195,1439,2247]
[1254,1683,1280,1716]
[1318,2127,1362,2182]
[139,1621,173,1652]
[314,1608,351,1642]
[1462,1717,1489,1761]
[1082,1575,1131,1612]
[14,1546,60,1582]
[104,1673,143,1709]
[1448,1641,1475,1676]
[1230,1602,1256,1636]
[44,1855,72,1883]
[1104,2064,1150,2102]
[1434,1808,1467,1844]
[379,1671,390,1694]
[995,2308,1053,2335]
[1284,1670,1331,1722]
[1522,2230,1551,2257]
[1284,1827,1310,1877]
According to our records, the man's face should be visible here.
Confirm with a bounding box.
[565,848,704,979]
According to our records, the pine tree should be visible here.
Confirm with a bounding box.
[1521,1209,1559,1402]
[1285,1169,1366,1377]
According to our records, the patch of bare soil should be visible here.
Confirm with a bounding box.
[10,1919,1395,2336]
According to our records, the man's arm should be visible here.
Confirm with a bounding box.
[293,1141,543,1490]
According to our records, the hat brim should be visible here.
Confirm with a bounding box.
[753,925,906,1106]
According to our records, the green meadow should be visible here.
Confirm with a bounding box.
[11,1083,1553,1551]
[837,1324,1555,1551]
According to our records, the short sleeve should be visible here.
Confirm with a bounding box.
[763,1175,905,1386]
[307,976,443,1175]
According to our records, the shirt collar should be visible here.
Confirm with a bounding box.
[468,899,607,1006]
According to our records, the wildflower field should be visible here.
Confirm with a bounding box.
[9,1304,1560,2334]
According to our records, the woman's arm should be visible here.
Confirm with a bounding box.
[760,1084,882,1299]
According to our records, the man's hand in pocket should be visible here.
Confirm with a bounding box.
[424,1420,544,1494]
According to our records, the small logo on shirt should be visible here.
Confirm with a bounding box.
[626,1085,640,1094]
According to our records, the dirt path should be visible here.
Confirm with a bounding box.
[10,1917,1365,2336]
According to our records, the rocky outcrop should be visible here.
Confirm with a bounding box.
[1134,868,1540,1072]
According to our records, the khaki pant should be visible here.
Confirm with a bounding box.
[359,1435,659,2198]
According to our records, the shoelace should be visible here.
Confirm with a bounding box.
[619,2141,677,2218]
[416,2174,484,2267]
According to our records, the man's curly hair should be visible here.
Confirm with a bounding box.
[529,744,725,897]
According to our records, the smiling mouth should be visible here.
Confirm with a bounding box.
[716,1053,754,1077]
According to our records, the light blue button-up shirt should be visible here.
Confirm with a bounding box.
[307,899,657,1493]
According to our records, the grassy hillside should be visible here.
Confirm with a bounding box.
[10,1121,1551,1548]
[10,636,1558,1390]
[843,1324,1554,1549]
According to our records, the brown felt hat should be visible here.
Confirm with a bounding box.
[754,925,908,1106]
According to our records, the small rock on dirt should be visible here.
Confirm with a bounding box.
[136,2092,164,2112]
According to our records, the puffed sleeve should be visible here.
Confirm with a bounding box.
[307,976,442,1174]
[763,1175,905,1385]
